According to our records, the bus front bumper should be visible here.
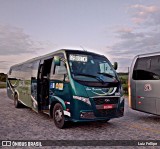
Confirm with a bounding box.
[70,108,124,122]
[67,98,125,122]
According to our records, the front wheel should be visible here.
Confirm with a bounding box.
[53,103,66,129]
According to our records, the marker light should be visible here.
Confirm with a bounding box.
[138,101,142,104]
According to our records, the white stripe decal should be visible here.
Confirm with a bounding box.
[31,95,38,105]
[92,87,117,96]
[18,99,28,107]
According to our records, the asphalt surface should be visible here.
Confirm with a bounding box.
[0,89,160,148]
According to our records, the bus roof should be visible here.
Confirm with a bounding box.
[10,49,104,68]
[136,51,160,58]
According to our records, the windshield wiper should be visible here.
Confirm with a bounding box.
[98,72,115,78]
[97,72,118,82]
[72,73,105,83]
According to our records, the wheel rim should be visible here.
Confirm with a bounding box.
[55,109,63,123]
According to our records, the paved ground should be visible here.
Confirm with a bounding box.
[0,89,160,148]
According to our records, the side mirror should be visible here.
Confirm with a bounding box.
[54,56,60,66]
[113,62,118,70]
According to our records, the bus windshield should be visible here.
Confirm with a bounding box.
[67,52,118,83]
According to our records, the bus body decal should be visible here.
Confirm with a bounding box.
[144,84,152,91]
[91,87,117,96]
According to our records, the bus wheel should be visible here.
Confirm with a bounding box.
[14,94,20,108]
[53,103,65,129]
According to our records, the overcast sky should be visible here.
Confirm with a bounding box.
[0,0,160,73]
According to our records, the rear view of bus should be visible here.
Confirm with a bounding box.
[129,53,160,115]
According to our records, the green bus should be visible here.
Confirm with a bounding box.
[7,49,124,128]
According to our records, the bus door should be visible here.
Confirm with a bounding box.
[38,58,53,112]
[31,60,41,112]
[31,76,39,112]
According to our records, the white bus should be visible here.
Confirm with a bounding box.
[129,52,160,115]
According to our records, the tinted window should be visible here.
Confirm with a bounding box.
[67,52,117,83]
[133,56,160,80]
[11,65,22,79]
[32,60,40,78]
[21,63,32,80]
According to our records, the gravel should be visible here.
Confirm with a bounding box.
[0,89,160,149]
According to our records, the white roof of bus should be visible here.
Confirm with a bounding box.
[137,51,160,58]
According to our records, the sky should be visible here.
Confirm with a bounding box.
[0,0,160,73]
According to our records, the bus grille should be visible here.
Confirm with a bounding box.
[93,98,119,105]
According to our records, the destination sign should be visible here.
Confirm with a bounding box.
[69,54,88,62]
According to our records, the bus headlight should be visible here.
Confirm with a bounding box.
[73,96,91,105]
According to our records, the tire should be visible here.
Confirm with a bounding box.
[53,103,66,129]
[14,94,21,108]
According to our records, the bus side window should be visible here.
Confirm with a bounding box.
[32,60,40,79]
[133,56,160,80]
[100,63,112,74]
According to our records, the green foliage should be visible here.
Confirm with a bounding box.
[122,84,128,94]
[0,82,6,88]
[118,73,128,94]
[0,73,7,88]
[0,73,7,82]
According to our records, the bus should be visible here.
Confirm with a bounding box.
[7,49,124,128]
[129,52,160,115]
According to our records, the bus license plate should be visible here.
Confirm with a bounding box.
[103,104,115,109]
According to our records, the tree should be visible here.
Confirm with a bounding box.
[0,73,7,82]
